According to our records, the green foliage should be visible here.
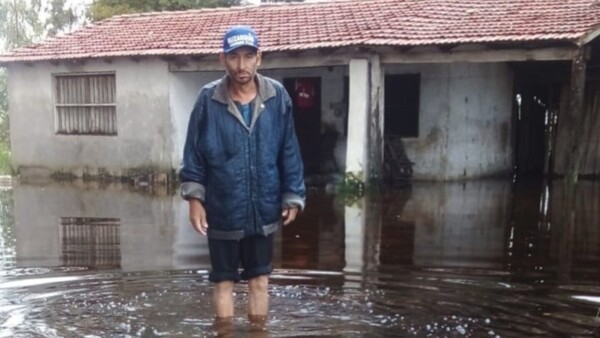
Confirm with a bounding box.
[340,171,365,194]
[89,0,242,21]
[0,187,16,267]
[0,69,7,147]
[0,0,44,50]
[337,171,385,207]
[0,0,84,49]
[0,141,11,175]
[44,0,79,38]
[0,69,10,175]
[338,171,365,206]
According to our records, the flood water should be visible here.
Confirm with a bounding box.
[0,179,599,337]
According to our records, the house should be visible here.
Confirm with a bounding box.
[1,0,600,185]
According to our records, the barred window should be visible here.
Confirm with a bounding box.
[54,73,117,135]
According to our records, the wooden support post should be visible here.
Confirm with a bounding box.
[565,47,587,185]
[367,54,384,184]
[557,47,587,282]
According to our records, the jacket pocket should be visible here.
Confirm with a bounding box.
[258,199,280,225]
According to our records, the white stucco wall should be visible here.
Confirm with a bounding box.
[7,58,173,178]
[169,71,222,169]
[385,62,513,180]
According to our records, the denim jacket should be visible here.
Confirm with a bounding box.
[179,74,306,240]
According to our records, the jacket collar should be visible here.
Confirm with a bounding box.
[212,73,276,105]
[212,73,277,133]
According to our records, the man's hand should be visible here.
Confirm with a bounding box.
[189,199,209,235]
[281,207,299,226]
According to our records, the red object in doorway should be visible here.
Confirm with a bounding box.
[294,78,316,110]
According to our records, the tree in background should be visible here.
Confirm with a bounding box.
[45,0,82,37]
[89,0,242,22]
[0,0,44,50]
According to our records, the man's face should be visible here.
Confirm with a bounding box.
[220,47,262,85]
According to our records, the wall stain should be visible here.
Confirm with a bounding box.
[499,122,510,151]
[415,127,445,152]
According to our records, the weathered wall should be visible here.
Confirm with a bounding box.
[169,71,222,169]
[7,58,173,179]
[385,62,514,180]
[554,82,600,177]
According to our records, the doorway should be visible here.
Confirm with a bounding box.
[512,62,568,178]
[283,77,322,175]
[382,74,419,185]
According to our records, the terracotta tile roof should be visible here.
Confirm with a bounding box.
[2,0,600,63]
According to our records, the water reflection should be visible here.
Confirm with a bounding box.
[12,182,188,271]
[384,181,509,269]
[0,179,598,337]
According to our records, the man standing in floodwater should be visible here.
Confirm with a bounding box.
[179,25,306,320]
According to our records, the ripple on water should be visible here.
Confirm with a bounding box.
[0,268,598,337]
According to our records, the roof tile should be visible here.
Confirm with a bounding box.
[2,0,600,62]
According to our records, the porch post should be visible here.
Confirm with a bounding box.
[558,46,587,282]
[367,54,384,183]
[346,59,370,182]
[565,47,587,184]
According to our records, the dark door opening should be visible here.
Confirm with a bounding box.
[382,74,419,185]
[512,62,567,179]
[385,74,420,138]
[283,77,322,175]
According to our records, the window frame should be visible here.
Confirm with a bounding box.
[53,72,117,136]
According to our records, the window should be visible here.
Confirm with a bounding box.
[54,73,117,135]
[385,74,420,138]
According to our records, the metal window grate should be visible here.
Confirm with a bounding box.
[59,217,121,268]
[55,74,117,135]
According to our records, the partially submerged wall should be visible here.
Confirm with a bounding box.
[385,62,514,180]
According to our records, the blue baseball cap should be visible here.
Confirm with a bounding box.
[223,25,260,53]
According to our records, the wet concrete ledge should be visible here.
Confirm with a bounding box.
[14,166,178,195]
